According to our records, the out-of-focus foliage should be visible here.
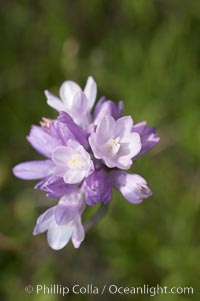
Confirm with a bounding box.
[1,0,200,300]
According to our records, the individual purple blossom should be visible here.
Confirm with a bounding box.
[33,191,85,250]
[89,115,141,169]
[13,120,67,180]
[13,112,89,192]
[132,121,160,157]
[84,169,112,205]
[111,170,152,204]
[52,139,94,184]
[45,76,97,129]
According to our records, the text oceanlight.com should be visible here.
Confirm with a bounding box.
[25,284,194,296]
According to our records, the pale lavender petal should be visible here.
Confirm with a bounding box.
[116,156,133,170]
[95,115,116,143]
[71,215,85,248]
[59,80,81,107]
[33,207,55,235]
[93,96,106,119]
[118,132,141,159]
[58,191,85,212]
[70,93,92,129]
[52,146,74,166]
[55,203,79,225]
[132,121,160,157]
[84,76,97,110]
[72,91,89,116]
[45,90,65,112]
[47,220,73,250]
[13,160,53,180]
[88,135,105,160]
[66,139,82,150]
[27,125,61,158]
[63,169,86,184]
[52,165,67,177]
[115,116,133,139]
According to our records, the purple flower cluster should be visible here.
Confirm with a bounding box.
[13,77,160,250]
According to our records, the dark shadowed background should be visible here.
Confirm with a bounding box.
[1,1,200,300]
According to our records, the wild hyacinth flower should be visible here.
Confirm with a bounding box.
[89,115,141,169]
[45,76,97,129]
[33,191,85,250]
[13,111,89,192]
[111,171,152,204]
[52,140,94,184]
[13,76,160,250]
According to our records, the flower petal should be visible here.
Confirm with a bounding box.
[52,165,67,177]
[47,220,73,250]
[45,90,65,112]
[132,121,160,157]
[95,115,116,143]
[33,207,55,235]
[115,116,133,139]
[118,132,141,161]
[52,146,74,166]
[63,169,86,184]
[27,125,61,158]
[72,91,89,116]
[59,80,81,107]
[13,160,53,180]
[55,203,79,225]
[84,76,97,111]
[71,215,85,248]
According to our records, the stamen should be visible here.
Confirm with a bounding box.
[40,117,53,128]
[68,155,85,169]
[107,137,121,155]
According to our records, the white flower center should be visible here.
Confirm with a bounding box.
[106,137,121,155]
[68,155,85,170]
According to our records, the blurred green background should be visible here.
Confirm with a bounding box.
[1,0,200,300]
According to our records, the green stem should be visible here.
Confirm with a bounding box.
[84,203,109,232]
